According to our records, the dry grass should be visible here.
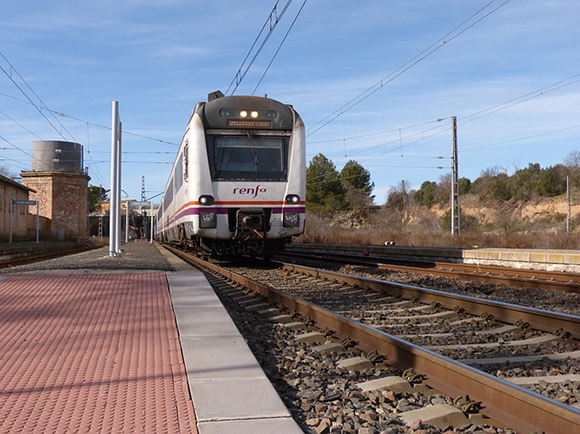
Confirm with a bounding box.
[298,210,580,250]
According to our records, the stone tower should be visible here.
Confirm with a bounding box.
[21,140,90,240]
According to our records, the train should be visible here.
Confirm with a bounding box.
[155,91,306,257]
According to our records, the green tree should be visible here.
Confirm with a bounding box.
[458,177,472,195]
[510,163,541,200]
[472,167,512,202]
[538,165,566,197]
[340,160,375,208]
[306,154,345,212]
[414,181,437,207]
[340,160,374,195]
[88,185,108,212]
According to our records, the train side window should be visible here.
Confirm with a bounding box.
[183,143,188,181]
[175,155,183,191]
[164,177,174,209]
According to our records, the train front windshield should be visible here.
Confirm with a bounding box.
[211,135,287,181]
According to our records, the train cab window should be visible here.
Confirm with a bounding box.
[210,135,287,181]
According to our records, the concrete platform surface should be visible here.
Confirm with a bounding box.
[168,270,302,433]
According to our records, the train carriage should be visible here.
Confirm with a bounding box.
[156,91,305,257]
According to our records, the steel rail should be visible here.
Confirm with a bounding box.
[286,245,580,283]
[280,249,580,294]
[280,262,580,339]
[164,245,580,434]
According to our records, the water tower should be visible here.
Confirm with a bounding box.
[21,140,90,240]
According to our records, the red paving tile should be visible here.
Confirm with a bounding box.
[0,273,197,433]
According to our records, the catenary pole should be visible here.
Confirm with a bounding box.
[567,176,571,233]
[450,116,460,237]
[109,101,120,256]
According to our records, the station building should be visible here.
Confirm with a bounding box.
[0,174,35,241]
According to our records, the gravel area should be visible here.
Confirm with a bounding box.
[0,242,176,274]
[219,261,580,409]
[208,272,516,434]
[338,266,580,317]
[274,253,580,316]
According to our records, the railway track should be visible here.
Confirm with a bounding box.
[0,244,101,269]
[279,247,580,294]
[164,245,580,434]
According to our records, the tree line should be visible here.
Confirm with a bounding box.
[396,150,580,210]
[306,150,580,213]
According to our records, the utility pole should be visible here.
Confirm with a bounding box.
[450,116,460,237]
[567,175,571,233]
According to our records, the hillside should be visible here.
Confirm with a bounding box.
[299,194,580,249]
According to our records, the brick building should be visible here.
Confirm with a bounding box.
[21,171,90,240]
[20,140,90,241]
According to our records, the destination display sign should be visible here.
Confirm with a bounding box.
[227,119,272,128]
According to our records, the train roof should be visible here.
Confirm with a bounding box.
[199,94,296,131]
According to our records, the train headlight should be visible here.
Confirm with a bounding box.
[285,194,300,204]
[240,110,248,118]
[251,111,259,118]
[199,195,215,206]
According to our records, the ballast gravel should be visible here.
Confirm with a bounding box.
[1,242,175,274]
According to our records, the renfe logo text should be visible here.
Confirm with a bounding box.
[233,185,267,199]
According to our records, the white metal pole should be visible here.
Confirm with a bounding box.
[109,101,120,256]
[150,201,154,243]
[116,121,122,251]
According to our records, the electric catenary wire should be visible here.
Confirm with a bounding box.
[226,0,295,95]
[0,91,180,147]
[306,0,512,137]
[0,52,73,142]
[251,0,309,95]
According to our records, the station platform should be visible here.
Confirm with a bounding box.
[292,243,580,273]
[0,243,302,433]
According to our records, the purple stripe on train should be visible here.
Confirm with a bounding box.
[159,206,306,231]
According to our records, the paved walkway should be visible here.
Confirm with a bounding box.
[0,272,197,433]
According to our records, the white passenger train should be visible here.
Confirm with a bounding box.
[156,91,306,257]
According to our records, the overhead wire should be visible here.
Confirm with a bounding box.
[462,123,580,153]
[0,91,180,146]
[0,51,77,142]
[306,0,512,137]
[0,109,43,140]
[0,57,69,141]
[226,0,295,95]
[251,0,309,95]
[310,72,580,168]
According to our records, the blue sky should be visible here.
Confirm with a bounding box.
[1,0,579,204]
